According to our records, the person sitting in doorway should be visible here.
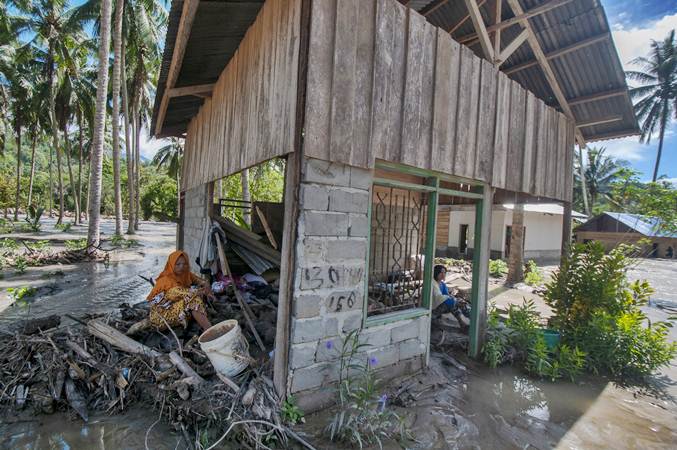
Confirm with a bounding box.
[432,264,470,332]
[146,250,214,331]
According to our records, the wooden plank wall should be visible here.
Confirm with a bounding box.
[181,0,301,191]
[303,0,575,202]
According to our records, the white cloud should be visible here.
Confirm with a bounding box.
[611,11,677,70]
[594,135,650,162]
[139,126,172,160]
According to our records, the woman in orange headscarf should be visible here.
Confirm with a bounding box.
[147,250,213,331]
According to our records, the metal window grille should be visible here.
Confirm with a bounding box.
[368,185,428,316]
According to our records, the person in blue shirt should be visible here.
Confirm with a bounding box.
[432,264,469,331]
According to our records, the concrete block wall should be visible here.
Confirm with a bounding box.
[287,157,430,409]
[182,184,211,272]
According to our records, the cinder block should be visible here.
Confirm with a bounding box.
[348,214,369,237]
[300,238,324,262]
[302,211,349,237]
[290,362,339,393]
[304,158,350,187]
[359,327,391,348]
[324,289,363,313]
[292,316,339,343]
[350,166,373,191]
[300,184,329,211]
[315,338,342,362]
[399,339,426,361]
[328,189,370,214]
[391,321,420,343]
[366,344,399,368]
[289,342,317,369]
[341,311,363,333]
[293,294,322,319]
[325,239,367,261]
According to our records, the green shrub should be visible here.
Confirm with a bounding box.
[14,255,27,274]
[281,396,304,425]
[110,234,140,248]
[524,260,544,286]
[27,240,51,251]
[545,241,676,378]
[326,330,412,449]
[65,239,87,251]
[24,205,44,232]
[7,286,36,302]
[489,259,508,278]
[0,238,18,250]
[0,218,13,234]
[54,222,72,232]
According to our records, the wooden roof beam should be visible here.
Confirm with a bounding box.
[577,115,623,128]
[421,0,449,16]
[463,0,494,60]
[154,0,200,136]
[458,0,574,44]
[167,83,215,99]
[496,29,528,66]
[448,0,487,34]
[568,88,627,106]
[503,33,609,75]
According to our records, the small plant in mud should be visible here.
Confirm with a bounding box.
[26,240,51,252]
[489,259,508,278]
[281,395,304,425]
[524,260,544,286]
[325,330,412,449]
[7,286,36,303]
[13,255,28,274]
[0,218,13,234]
[24,205,44,232]
[54,222,72,232]
[110,234,139,248]
[65,238,87,251]
[0,238,18,251]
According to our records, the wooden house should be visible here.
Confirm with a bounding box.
[152,0,637,409]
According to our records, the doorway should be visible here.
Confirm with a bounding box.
[459,224,469,255]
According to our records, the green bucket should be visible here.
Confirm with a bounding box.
[541,329,561,351]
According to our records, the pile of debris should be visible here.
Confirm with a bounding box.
[0,300,311,449]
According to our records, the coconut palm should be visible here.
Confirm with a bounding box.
[574,147,623,212]
[110,0,125,235]
[152,138,183,200]
[626,30,677,182]
[87,0,113,249]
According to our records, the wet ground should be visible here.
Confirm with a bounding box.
[1,225,675,449]
[0,218,175,327]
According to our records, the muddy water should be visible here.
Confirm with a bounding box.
[0,408,181,449]
[0,220,175,327]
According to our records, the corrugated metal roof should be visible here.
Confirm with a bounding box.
[417,0,639,143]
[603,212,677,238]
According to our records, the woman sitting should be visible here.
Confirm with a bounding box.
[431,264,469,331]
[146,250,213,331]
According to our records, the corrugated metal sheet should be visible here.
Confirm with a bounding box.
[415,0,639,143]
[230,242,276,275]
[604,212,677,238]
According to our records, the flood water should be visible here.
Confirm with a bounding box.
[1,220,675,449]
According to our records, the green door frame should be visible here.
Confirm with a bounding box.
[364,163,492,358]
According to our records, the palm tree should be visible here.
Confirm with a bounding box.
[152,138,183,208]
[87,0,113,249]
[626,30,677,182]
[110,0,125,235]
[574,147,623,212]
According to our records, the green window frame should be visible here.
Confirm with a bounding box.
[363,162,483,328]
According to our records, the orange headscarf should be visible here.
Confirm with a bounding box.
[147,250,193,300]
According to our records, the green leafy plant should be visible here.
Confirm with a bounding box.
[0,238,19,250]
[545,241,677,378]
[54,222,72,232]
[27,240,51,251]
[280,396,304,425]
[489,259,508,278]
[65,239,87,251]
[326,330,412,449]
[7,286,36,303]
[524,260,544,286]
[24,205,44,232]
[0,219,13,234]
[110,234,140,248]
[483,306,511,369]
[13,255,28,274]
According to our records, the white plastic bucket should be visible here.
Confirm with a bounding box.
[198,320,250,377]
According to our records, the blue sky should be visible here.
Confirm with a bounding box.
[599,0,677,183]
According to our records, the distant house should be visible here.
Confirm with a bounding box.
[437,204,587,263]
[575,212,677,259]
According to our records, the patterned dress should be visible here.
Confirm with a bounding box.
[149,284,207,329]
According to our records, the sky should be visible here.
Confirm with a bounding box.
[138,0,677,182]
[598,0,677,183]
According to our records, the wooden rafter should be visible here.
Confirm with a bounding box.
[167,83,215,99]
[568,88,626,106]
[421,0,449,16]
[463,0,494,60]
[503,33,609,75]
[154,0,200,136]
[491,0,502,56]
[448,0,487,34]
[496,29,528,66]
[577,115,623,128]
[457,0,574,44]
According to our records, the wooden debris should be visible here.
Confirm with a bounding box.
[168,351,205,384]
[65,378,88,422]
[87,319,160,358]
[255,205,279,250]
[20,315,61,335]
